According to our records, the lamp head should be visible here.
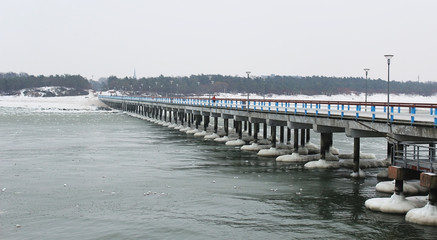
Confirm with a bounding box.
[384,55,394,60]
[363,68,370,72]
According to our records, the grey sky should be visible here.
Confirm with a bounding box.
[1,0,436,82]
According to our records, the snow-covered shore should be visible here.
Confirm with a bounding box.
[0,90,108,111]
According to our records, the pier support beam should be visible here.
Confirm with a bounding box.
[287,127,291,144]
[420,173,437,205]
[263,123,268,140]
[224,119,229,136]
[320,132,333,160]
[204,116,209,131]
[214,117,218,133]
[248,122,252,136]
[353,137,360,174]
[237,121,243,139]
[298,129,308,155]
[271,126,277,148]
[280,126,284,144]
[388,166,420,195]
[294,129,299,152]
[254,123,259,143]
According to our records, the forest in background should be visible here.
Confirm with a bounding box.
[102,74,437,96]
[1,72,437,96]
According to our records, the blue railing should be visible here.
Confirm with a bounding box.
[99,95,437,127]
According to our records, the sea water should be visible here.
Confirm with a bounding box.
[1,108,436,240]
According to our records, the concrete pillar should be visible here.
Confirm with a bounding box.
[238,121,243,139]
[294,129,299,152]
[174,111,178,124]
[387,142,394,164]
[420,173,437,205]
[263,123,268,139]
[188,113,191,127]
[287,127,291,144]
[388,166,406,195]
[244,121,247,132]
[203,116,209,131]
[300,129,306,148]
[179,112,184,125]
[195,115,201,129]
[320,132,333,159]
[280,126,284,143]
[353,137,360,174]
[214,117,218,133]
[306,129,311,142]
[271,126,276,148]
[248,122,252,136]
[254,123,259,143]
[224,119,229,136]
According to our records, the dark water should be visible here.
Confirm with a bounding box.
[1,110,436,239]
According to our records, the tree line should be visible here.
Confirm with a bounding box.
[1,72,436,96]
[0,72,91,93]
[102,74,437,96]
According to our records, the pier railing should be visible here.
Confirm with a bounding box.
[393,143,437,173]
[99,95,437,127]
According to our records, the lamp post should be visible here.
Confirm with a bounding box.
[363,68,370,111]
[384,55,394,125]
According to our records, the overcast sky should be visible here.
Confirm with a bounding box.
[1,0,436,82]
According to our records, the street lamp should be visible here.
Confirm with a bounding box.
[363,68,370,111]
[384,55,394,125]
[246,71,251,79]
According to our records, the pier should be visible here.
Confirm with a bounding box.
[99,95,437,225]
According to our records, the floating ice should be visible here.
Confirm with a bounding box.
[405,203,437,226]
[365,193,427,214]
